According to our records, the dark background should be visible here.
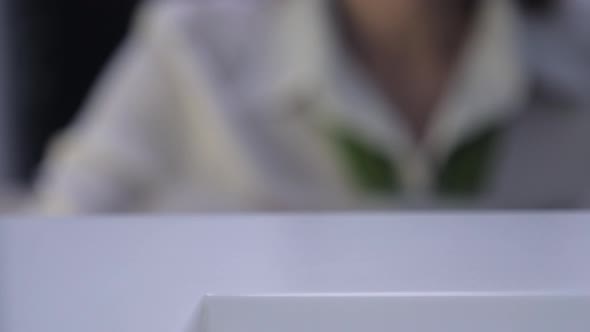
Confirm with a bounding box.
[7,0,140,183]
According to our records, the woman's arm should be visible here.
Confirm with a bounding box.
[34,6,184,215]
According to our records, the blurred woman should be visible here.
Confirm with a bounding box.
[35,0,590,214]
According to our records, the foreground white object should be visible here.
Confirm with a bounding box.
[198,293,590,332]
[1,214,590,332]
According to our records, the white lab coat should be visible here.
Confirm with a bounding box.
[35,0,590,214]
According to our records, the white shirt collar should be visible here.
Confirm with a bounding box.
[271,0,530,163]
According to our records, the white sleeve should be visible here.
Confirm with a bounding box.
[34,7,183,215]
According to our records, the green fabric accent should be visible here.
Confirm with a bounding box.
[328,125,501,196]
[436,126,501,194]
[330,129,400,193]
